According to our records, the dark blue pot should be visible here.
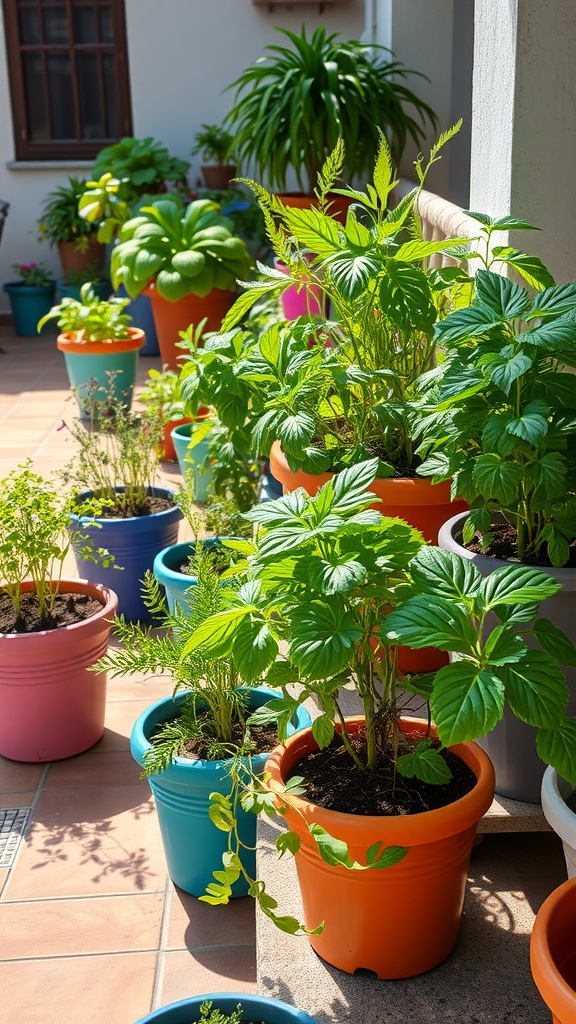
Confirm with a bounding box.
[116,284,159,356]
[3,280,56,336]
[130,688,311,897]
[134,994,320,1024]
[70,487,183,622]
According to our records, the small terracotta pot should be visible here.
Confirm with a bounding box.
[531,876,576,1024]
[278,192,351,224]
[0,579,117,762]
[201,164,237,190]
[265,716,494,978]
[58,238,105,279]
[144,283,235,372]
[160,417,192,461]
[269,441,468,545]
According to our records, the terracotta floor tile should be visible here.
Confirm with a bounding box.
[100,699,164,747]
[167,889,256,950]
[0,952,157,1024]
[0,791,36,809]
[0,893,165,958]
[106,675,171,704]
[45,751,144,789]
[5,784,167,899]
[0,868,9,895]
[0,758,44,795]
[159,948,257,1006]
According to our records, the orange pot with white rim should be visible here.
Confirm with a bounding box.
[57,327,145,415]
[264,716,495,979]
[530,876,576,1024]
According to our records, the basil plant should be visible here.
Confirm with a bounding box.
[418,267,576,566]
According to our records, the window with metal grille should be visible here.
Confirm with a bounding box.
[2,0,132,160]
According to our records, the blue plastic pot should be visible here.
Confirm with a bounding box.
[134,993,320,1024]
[171,421,214,501]
[153,537,227,615]
[70,487,183,623]
[58,328,144,416]
[116,284,159,356]
[3,280,56,336]
[130,688,311,897]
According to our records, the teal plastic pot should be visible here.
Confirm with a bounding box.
[153,537,228,615]
[171,421,214,501]
[70,487,183,623]
[130,688,311,897]
[57,278,111,302]
[134,993,320,1024]
[57,328,145,415]
[3,280,56,336]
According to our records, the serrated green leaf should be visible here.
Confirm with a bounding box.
[537,720,576,785]
[534,618,576,667]
[503,651,569,728]
[431,661,506,746]
[482,565,561,608]
[383,595,478,654]
[483,624,527,665]
[275,831,301,857]
[312,715,335,749]
[472,454,523,504]
[397,740,452,784]
[409,546,482,602]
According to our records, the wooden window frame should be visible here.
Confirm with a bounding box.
[2,0,132,161]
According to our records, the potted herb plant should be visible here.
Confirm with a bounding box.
[134,994,320,1024]
[38,177,105,281]
[191,123,237,191]
[225,26,438,200]
[91,136,190,207]
[38,282,144,415]
[3,262,56,336]
[137,366,194,461]
[62,398,183,623]
[110,196,253,370]
[422,261,576,800]
[184,461,576,979]
[95,553,310,896]
[530,876,576,1024]
[0,461,118,762]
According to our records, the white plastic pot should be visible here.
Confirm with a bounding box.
[542,766,576,879]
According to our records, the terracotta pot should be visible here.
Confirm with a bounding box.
[58,238,105,279]
[160,417,192,461]
[0,579,117,762]
[201,164,237,190]
[269,441,468,546]
[279,192,351,224]
[144,283,235,372]
[265,716,494,978]
[530,876,576,1024]
[439,511,576,803]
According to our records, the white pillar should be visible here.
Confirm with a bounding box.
[470,0,576,282]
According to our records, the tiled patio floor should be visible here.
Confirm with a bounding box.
[0,326,256,1024]
[0,324,570,1024]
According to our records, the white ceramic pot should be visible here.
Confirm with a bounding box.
[542,766,576,878]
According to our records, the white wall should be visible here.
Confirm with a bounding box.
[0,0,364,312]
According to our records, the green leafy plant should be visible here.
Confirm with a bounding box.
[37,283,132,341]
[225,26,438,195]
[38,177,99,250]
[91,136,190,205]
[418,258,576,566]
[0,461,112,628]
[78,173,134,245]
[192,124,236,166]
[183,461,576,917]
[138,366,187,422]
[59,395,163,517]
[12,262,53,287]
[198,1001,244,1024]
[110,196,253,302]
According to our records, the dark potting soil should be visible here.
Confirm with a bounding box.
[566,790,576,814]
[463,521,576,569]
[169,721,279,762]
[287,729,477,816]
[0,591,104,634]
[96,494,174,519]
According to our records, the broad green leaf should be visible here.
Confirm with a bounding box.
[309,824,352,867]
[472,454,523,504]
[474,269,532,320]
[313,558,367,595]
[312,715,335,749]
[330,458,379,513]
[482,350,532,395]
[383,596,478,654]
[503,651,569,728]
[431,661,506,746]
[233,617,278,681]
[289,601,362,679]
[482,564,561,608]
[530,282,576,319]
[409,546,482,602]
[506,401,549,445]
[537,720,576,786]
[328,253,380,300]
[181,606,253,657]
[490,248,555,291]
[533,619,576,667]
[275,831,301,857]
[379,261,436,332]
[397,740,452,784]
[483,624,527,665]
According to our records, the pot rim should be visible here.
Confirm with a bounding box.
[265,715,495,843]
[542,765,576,845]
[1,578,118,640]
[530,875,576,1020]
[71,485,181,525]
[133,991,320,1024]
[57,326,145,353]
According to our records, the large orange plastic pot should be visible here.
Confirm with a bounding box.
[144,283,235,371]
[279,192,352,224]
[530,877,576,1024]
[265,717,495,979]
[269,441,467,546]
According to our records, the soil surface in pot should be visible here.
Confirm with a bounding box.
[462,521,576,569]
[88,494,174,519]
[152,714,279,762]
[0,591,104,633]
[287,728,477,816]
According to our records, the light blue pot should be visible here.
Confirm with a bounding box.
[3,280,56,336]
[153,537,227,615]
[70,487,183,623]
[134,993,320,1024]
[130,688,311,897]
[171,421,214,501]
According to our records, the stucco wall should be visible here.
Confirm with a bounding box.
[0,0,365,312]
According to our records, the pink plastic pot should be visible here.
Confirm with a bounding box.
[274,260,324,320]
[0,579,118,762]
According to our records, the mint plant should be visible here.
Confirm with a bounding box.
[37,282,131,341]
[418,267,576,565]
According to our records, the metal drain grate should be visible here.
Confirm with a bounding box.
[0,807,31,867]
